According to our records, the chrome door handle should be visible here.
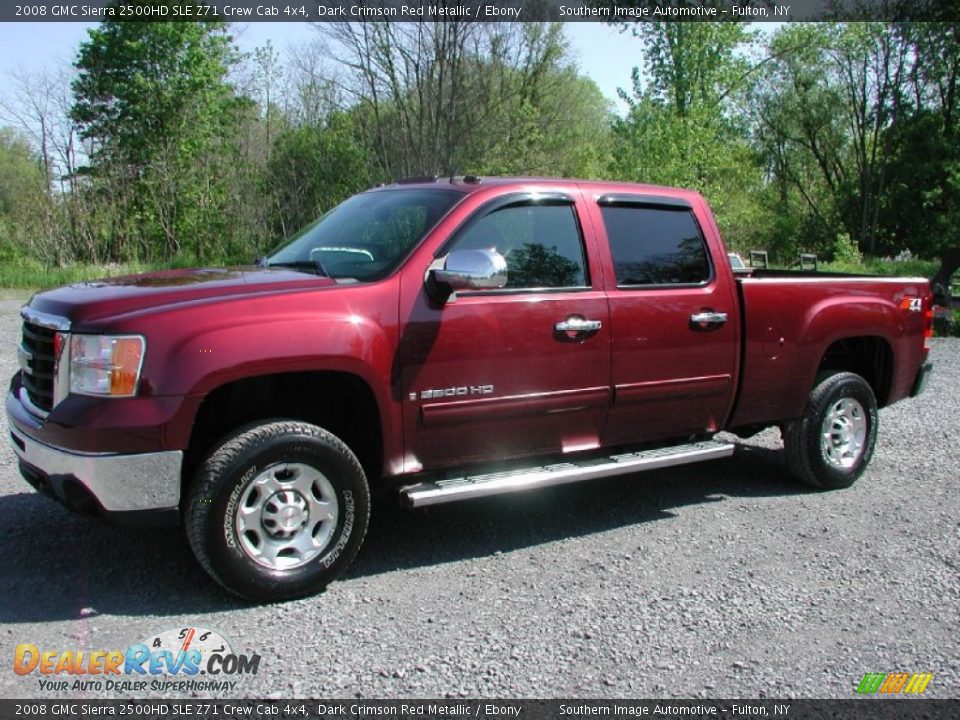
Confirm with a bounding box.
[555,317,602,333]
[690,311,728,325]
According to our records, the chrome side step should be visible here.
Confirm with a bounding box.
[398,440,734,508]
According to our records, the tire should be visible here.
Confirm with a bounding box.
[783,372,879,490]
[184,420,370,602]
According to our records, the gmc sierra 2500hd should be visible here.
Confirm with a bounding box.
[8,177,933,601]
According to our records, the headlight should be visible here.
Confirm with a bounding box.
[69,335,145,397]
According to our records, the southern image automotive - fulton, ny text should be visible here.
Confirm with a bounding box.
[559,704,774,716]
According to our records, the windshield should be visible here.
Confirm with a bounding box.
[265,188,464,281]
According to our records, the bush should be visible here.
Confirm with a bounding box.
[831,232,863,264]
[933,307,960,338]
[820,255,939,277]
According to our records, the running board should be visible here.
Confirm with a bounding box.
[398,440,734,509]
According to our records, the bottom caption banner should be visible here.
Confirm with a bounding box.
[4,700,959,720]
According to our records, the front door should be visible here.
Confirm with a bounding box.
[398,193,611,471]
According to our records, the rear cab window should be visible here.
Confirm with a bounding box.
[598,199,712,288]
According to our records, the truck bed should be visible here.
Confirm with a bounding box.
[729,273,931,428]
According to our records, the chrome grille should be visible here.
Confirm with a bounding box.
[19,321,56,413]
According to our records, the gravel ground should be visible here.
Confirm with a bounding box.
[0,290,957,700]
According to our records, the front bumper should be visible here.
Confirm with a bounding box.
[8,412,182,526]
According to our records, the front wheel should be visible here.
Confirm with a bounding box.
[783,372,879,490]
[185,421,370,602]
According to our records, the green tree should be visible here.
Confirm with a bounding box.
[266,111,372,240]
[71,17,246,261]
[753,24,848,257]
[755,24,915,258]
[72,18,239,167]
[0,127,49,263]
[610,22,773,254]
[471,65,612,178]
[319,22,609,179]
[756,22,960,288]
[888,23,960,294]
[0,128,44,217]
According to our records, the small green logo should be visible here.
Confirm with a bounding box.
[856,672,932,694]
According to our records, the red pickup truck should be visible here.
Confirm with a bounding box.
[7,177,933,601]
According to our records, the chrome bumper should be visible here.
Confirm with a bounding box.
[8,420,183,513]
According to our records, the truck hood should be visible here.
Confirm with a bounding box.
[26,267,337,327]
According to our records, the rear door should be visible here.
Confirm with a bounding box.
[588,194,739,445]
[398,191,611,471]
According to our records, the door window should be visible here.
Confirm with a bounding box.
[600,206,711,287]
[450,203,589,289]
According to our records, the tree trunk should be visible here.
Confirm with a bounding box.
[932,247,960,301]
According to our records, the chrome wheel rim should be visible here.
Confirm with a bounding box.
[820,398,867,469]
[235,463,339,570]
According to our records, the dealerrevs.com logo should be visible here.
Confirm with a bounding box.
[14,626,261,693]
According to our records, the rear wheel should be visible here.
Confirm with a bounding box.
[185,420,370,602]
[783,372,878,490]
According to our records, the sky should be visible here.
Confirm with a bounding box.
[0,21,641,116]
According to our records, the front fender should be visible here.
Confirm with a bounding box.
[148,311,394,399]
[117,283,402,463]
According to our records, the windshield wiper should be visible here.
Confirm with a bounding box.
[262,260,330,278]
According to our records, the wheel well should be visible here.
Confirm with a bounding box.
[183,371,383,490]
[817,337,893,406]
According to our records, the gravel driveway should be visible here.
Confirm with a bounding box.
[0,291,956,699]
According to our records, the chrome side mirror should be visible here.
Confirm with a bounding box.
[429,248,508,296]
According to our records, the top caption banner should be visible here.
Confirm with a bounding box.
[5,0,959,22]
[4,700,960,720]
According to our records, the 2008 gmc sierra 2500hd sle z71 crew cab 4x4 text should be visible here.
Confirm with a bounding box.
[8,177,933,601]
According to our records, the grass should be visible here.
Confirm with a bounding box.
[0,255,216,290]
[818,257,939,278]
[819,257,959,296]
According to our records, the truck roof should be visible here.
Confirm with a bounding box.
[371,176,705,203]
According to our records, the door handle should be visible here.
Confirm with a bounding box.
[555,317,602,333]
[690,311,728,325]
